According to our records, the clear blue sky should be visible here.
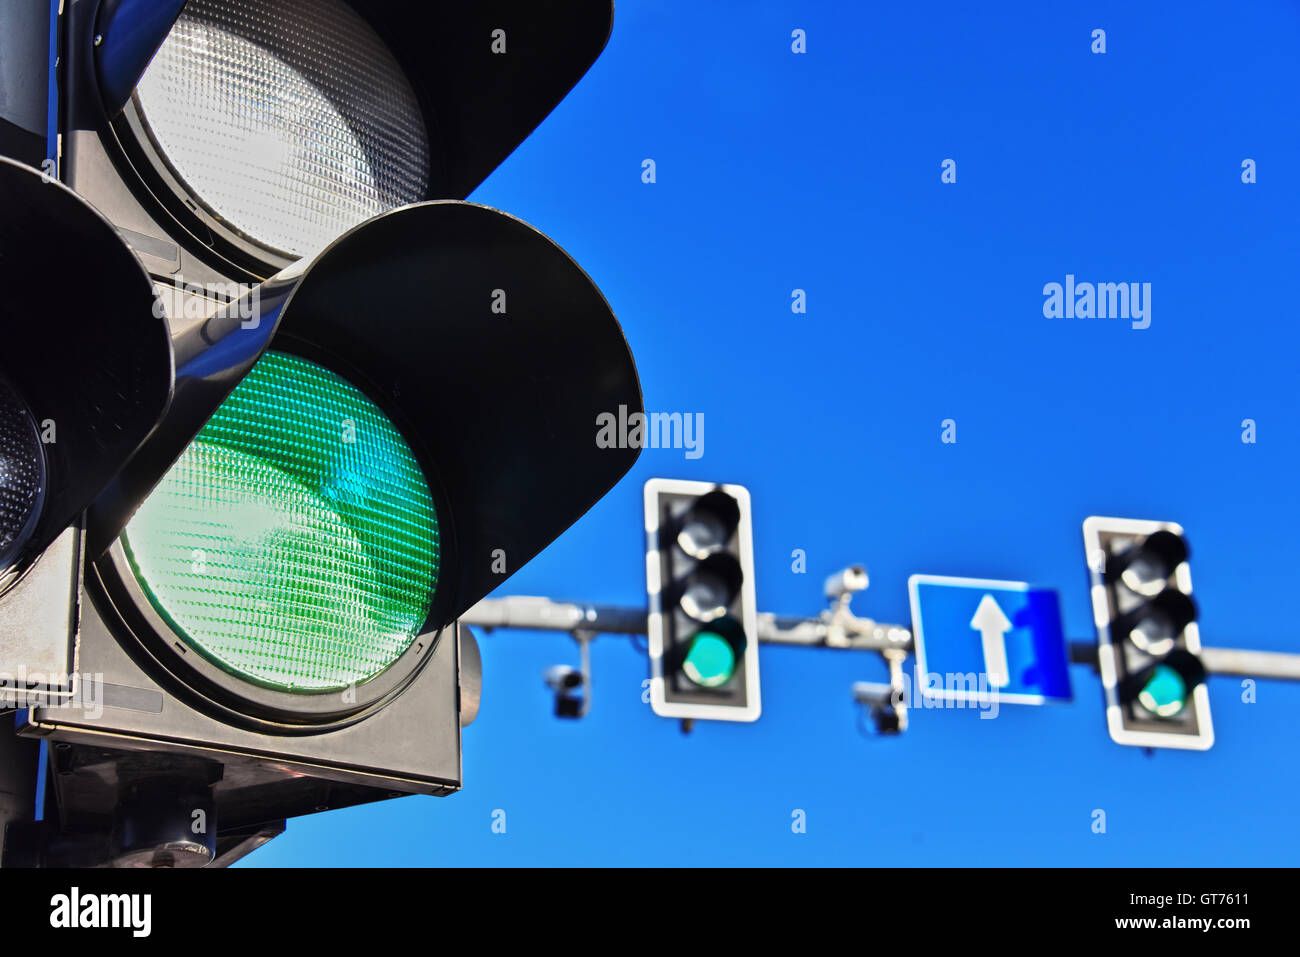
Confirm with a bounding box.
[247,0,1300,866]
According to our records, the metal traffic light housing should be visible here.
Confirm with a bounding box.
[1083,516,1213,750]
[0,0,639,864]
[0,157,172,707]
[645,479,760,722]
[60,0,616,285]
[0,158,172,564]
[18,198,642,859]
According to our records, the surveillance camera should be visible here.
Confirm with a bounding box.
[852,681,903,709]
[852,681,907,735]
[554,696,583,718]
[824,565,869,601]
[544,665,583,691]
[871,702,904,734]
[544,665,586,718]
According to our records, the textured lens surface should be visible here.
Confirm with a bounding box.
[677,512,727,560]
[135,0,429,259]
[123,352,438,693]
[0,380,43,566]
[1128,609,1176,657]
[1121,557,1168,597]
[680,572,730,623]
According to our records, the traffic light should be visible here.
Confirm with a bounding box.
[1,0,640,866]
[49,0,616,285]
[1082,517,1212,750]
[0,156,173,708]
[644,479,760,722]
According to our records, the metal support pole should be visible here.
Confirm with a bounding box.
[464,596,1300,681]
[1198,647,1300,680]
[461,596,647,635]
[462,597,912,650]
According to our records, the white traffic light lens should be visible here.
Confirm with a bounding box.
[0,380,44,568]
[1120,556,1170,597]
[122,352,439,693]
[1112,530,1188,598]
[679,570,732,622]
[677,512,728,559]
[135,0,429,259]
[675,491,740,560]
[1126,608,1178,657]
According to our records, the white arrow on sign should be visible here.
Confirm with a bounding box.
[970,594,1012,688]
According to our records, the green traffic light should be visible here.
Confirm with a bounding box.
[1137,663,1189,717]
[682,630,737,688]
[123,351,439,693]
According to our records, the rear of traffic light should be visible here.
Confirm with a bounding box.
[644,479,760,722]
[0,0,639,865]
[1083,517,1212,750]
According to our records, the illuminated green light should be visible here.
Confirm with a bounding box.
[122,351,438,693]
[1137,664,1189,718]
[682,631,736,688]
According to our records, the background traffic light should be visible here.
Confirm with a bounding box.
[1082,516,1213,750]
[1,0,640,866]
[644,479,760,722]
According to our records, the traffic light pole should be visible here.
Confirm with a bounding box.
[462,596,913,650]
[463,595,1300,680]
[1067,641,1300,680]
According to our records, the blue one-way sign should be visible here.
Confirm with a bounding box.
[907,575,1072,705]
